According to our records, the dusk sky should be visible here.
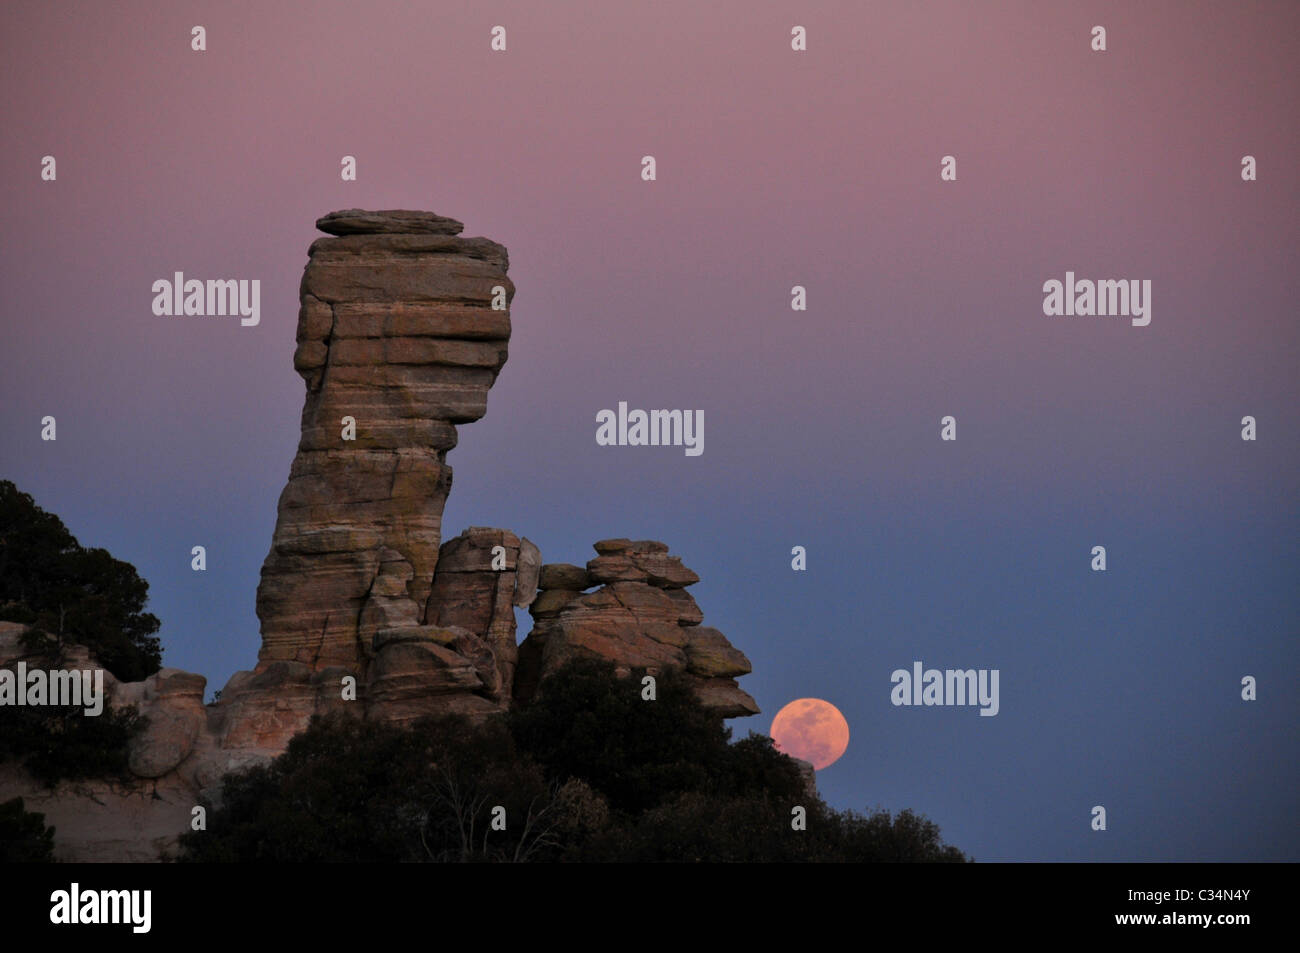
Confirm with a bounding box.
[2,0,1296,861]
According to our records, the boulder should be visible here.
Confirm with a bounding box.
[538,563,590,591]
[514,537,542,606]
[316,209,466,236]
[425,527,532,701]
[127,706,202,779]
[683,627,753,678]
[518,543,757,719]
[366,627,500,724]
[587,551,699,589]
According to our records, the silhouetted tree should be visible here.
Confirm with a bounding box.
[179,712,577,863]
[0,480,161,681]
[509,657,731,813]
[181,659,969,862]
[0,702,147,787]
[0,482,155,784]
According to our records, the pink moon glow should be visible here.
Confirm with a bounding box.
[770,698,850,770]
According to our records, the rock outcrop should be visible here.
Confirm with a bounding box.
[0,210,767,862]
[255,209,514,673]
[517,539,760,718]
[426,527,540,694]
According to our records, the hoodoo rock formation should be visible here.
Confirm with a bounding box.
[0,210,762,861]
[516,539,759,718]
[256,209,515,672]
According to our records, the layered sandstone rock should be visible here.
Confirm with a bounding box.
[366,624,503,723]
[364,526,541,722]
[0,210,771,863]
[425,528,540,691]
[256,209,514,672]
[123,670,207,779]
[0,211,525,860]
[516,540,759,718]
[205,662,354,756]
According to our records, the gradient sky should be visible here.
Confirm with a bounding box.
[2,0,1297,861]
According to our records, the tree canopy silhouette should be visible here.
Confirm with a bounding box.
[0,480,161,681]
[182,657,969,862]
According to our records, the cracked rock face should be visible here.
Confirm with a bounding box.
[255,212,514,673]
[423,527,540,701]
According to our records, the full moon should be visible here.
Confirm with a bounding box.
[770,698,850,770]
